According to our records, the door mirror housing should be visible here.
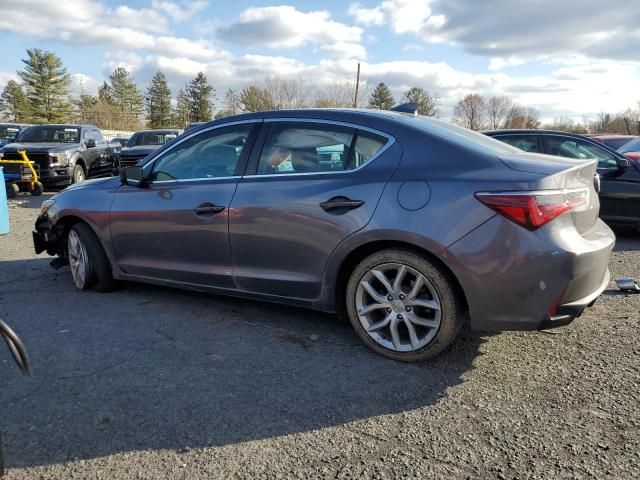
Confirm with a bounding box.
[616,156,631,171]
[120,166,145,186]
[84,138,96,149]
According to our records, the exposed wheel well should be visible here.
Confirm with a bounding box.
[334,240,469,320]
[51,215,87,256]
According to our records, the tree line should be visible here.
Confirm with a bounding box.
[1,48,638,135]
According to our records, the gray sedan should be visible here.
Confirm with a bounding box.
[33,109,614,361]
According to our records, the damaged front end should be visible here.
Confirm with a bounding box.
[32,199,68,269]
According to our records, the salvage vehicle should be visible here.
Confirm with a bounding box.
[0,125,116,187]
[33,109,614,361]
[117,129,182,170]
[485,129,640,230]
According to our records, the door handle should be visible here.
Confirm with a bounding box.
[320,196,365,212]
[193,203,225,216]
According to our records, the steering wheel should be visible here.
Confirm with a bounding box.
[0,319,31,375]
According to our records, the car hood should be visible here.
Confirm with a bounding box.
[62,176,119,193]
[2,142,81,153]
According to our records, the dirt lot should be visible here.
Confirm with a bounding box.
[0,194,639,479]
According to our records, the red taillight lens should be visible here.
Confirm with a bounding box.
[475,190,587,230]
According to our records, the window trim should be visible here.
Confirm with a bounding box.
[142,120,262,184]
[246,118,395,178]
[541,134,621,169]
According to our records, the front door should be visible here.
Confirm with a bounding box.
[110,122,259,287]
[229,120,401,299]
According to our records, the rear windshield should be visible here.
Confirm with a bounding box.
[397,114,522,155]
[128,132,178,147]
[619,137,640,153]
[17,126,80,143]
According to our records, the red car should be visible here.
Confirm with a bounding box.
[588,134,637,150]
[619,137,640,162]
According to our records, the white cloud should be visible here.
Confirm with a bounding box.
[402,43,423,52]
[110,5,168,34]
[70,73,100,96]
[317,42,366,60]
[217,6,362,48]
[349,0,434,34]
[150,0,208,22]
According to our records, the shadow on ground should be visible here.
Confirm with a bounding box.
[0,258,484,469]
[7,193,54,210]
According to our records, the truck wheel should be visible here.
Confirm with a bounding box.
[31,181,44,196]
[6,183,19,198]
[346,248,464,362]
[67,223,117,292]
[72,164,86,184]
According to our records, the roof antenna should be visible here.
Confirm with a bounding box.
[391,103,418,116]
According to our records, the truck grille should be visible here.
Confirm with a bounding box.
[119,156,146,169]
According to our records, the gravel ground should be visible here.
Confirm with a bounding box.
[0,194,639,479]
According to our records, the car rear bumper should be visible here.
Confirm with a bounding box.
[443,215,615,332]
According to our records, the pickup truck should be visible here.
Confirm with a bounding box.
[0,123,26,148]
[118,129,182,170]
[0,124,116,187]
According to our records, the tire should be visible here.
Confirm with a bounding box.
[67,223,117,292]
[72,164,86,184]
[31,181,44,196]
[346,248,463,362]
[6,183,19,198]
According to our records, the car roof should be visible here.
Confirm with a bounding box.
[588,134,636,139]
[24,124,96,129]
[483,129,589,137]
[132,129,182,134]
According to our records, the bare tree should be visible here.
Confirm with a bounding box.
[262,76,311,109]
[452,93,487,130]
[486,95,514,129]
[313,82,354,108]
[505,105,540,129]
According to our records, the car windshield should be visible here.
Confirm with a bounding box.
[128,132,177,147]
[619,137,640,153]
[603,138,635,150]
[17,126,80,143]
[0,126,20,140]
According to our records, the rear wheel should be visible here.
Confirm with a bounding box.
[72,164,86,184]
[67,223,116,292]
[6,183,19,198]
[346,248,463,362]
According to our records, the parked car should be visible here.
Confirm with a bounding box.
[485,129,640,230]
[33,110,613,361]
[0,123,26,147]
[118,129,182,170]
[618,137,640,161]
[588,134,636,150]
[111,137,130,147]
[0,124,116,186]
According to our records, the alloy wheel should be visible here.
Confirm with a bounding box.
[68,229,89,289]
[355,263,441,352]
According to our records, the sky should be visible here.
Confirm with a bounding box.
[0,0,638,122]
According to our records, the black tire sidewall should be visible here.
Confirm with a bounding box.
[346,248,463,362]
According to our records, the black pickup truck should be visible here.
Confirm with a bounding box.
[0,124,116,187]
[118,129,182,170]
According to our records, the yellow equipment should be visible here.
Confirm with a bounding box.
[0,150,44,198]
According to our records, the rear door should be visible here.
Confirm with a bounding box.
[228,119,400,299]
[542,135,640,226]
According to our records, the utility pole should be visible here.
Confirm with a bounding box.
[353,62,360,108]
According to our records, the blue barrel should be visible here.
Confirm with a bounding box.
[0,166,9,234]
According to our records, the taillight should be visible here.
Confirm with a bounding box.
[475,189,587,230]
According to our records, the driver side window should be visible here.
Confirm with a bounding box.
[151,124,254,181]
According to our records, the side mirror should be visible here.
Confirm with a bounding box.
[120,165,145,186]
[85,138,96,149]
[617,157,631,171]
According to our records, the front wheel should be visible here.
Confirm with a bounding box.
[67,223,116,292]
[72,164,86,184]
[31,181,44,196]
[346,248,464,362]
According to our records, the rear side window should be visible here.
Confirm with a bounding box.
[546,136,618,169]
[257,122,388,175]
[494,135,539,153]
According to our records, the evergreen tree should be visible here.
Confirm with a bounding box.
[0,80,30,122]
[368,82,395,110]
[98,81,113,103]
[145,71,172,128]
[187,72,214,122]
[108,67,144,129]
[18,48,71,123]
[172,87,191,127]
[402,87,439,117]
[239,85,271,112]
